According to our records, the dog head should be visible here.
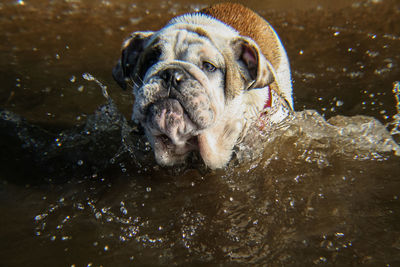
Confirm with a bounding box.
[113,14,276,169]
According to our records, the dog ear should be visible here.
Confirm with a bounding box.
[112,31,154,90]
[231,37,275,91]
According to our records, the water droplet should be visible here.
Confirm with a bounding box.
[319,256,327,263]
[69,75,76,83]
[120,207,128,215]
[366,50,379,58]
[82,73,94,81]
[336,100,344,107]
[34,214,47,221]
[335,232,345,237]
[101,207,108,213]
[62,215,70,223]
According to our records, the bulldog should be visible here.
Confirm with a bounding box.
[112,3,293,169]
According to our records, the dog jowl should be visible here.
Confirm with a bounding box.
[113,3,293,169]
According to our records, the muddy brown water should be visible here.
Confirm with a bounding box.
[1,0,400,266]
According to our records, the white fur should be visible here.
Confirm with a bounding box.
[168,13,292,168]
[123,11,293,169]
[170,13,293,112]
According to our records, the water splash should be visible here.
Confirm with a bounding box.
[80,72,156,171]
[15,78,400,266]
[0,73,156,182]
[388,81,400,138]
[82,72,110,100]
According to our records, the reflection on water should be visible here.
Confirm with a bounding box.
[1,0,400,266]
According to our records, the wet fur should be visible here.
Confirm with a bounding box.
[113,3,293,169]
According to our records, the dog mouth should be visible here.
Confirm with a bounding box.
[135,65,218,166]
[144,98,201,164]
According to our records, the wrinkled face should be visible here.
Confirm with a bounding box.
[129,29,227,165]
[113,22,273,168]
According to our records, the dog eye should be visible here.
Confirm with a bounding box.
[202,61,217,72]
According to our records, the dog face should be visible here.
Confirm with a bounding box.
[113,14,277,169]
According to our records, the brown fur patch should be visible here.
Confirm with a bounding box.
[200,3,281,69]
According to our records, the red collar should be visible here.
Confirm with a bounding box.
[258,86,273,130]
[263,86,272,109]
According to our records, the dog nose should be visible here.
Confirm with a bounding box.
[160,68,186,88]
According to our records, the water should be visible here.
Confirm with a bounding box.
[1,0,400,266]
